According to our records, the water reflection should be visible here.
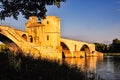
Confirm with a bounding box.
[64,57,103,71]
[64,56,120,80]
[96,56,120,80]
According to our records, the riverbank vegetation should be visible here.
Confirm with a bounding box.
[0,44,9,52]
[94,38,120,55]
[0,50,87,80]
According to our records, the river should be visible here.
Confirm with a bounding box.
[63,56,120,80]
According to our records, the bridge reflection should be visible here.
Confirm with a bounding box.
[64,57,103,71]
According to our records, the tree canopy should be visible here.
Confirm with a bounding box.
[94,43,108,53]
[0,0,66,20]
[109,38,120,53]
[94,38,120,53]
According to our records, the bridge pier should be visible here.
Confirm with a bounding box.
[62,50,100,58]
[73,51,85,58]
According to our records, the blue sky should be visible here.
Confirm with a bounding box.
[0,0,120,44]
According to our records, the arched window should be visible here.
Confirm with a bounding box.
[22,34,27,41]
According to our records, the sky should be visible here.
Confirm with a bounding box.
[0,0,120,45]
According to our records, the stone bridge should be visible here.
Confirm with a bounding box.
[0,16,102,60]
[0,25,62,60]
[60,38,96,58]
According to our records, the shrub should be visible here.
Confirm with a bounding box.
[0,52,86,80]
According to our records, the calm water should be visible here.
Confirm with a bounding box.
[64,56,120,80]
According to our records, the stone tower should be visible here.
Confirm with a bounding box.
[25,16,60,49]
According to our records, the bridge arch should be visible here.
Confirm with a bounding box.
[60,42,72,58]
[80,44,90,54]
[0,34,23,54]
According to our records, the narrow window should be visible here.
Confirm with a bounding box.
[47,35,49,40]
[47,21,49,24]
[30,36,33,42]
[75,45,76,51]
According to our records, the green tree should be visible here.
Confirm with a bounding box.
[0,44,9,52]
[109,38,120,53]
[94,43,108,53]
[0,0,66,20]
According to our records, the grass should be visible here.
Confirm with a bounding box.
[0,52,87,80]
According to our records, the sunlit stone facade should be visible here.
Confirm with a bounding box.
[26,16,61,49]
